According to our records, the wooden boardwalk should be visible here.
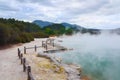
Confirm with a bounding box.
[41,38,68,53]
[43,43,67,53]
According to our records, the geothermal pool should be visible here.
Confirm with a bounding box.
[54,34,120,80]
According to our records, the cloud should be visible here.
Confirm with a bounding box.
[69,14,120,29]
[0,4,18,11]
[0,0,19,11]
[17,0,54,7]
[62,0,109,15]
[96,0,120,15]
[0,0,120,29]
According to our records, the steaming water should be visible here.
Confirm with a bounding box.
[54,34,120,80]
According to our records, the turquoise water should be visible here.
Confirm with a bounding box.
[55,34,120,80]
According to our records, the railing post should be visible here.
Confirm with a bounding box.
[24,47,26,54]
[46,41,47,50]
[43,43,45,48]
[46,44,47,50]
[23,58,26,72]
[20,54,23,64]
[27,66,31,80]
[42,41,43,47]
[53,40,54,47]
[18,48,20,59]
[35,45,37,52]
[50,39,52,45]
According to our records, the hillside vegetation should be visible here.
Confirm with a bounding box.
[33,20,101,35]
[0,18,73,46]
[43,23,73,36]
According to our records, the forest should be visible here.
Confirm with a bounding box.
[0,18,73,46]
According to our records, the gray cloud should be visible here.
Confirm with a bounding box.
[17,0,54,7]
[67,0,109,15]
[1,0,119,15]
[95,0,120,15]
[0,0,120,29]
[0,4,18,11]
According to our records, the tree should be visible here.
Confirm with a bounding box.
[0,18,45,46]
[65,28,73,35]
[0,24,11,45]
[45,28,55,35]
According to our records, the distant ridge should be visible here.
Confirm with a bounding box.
[33,20,53,28]
[32,20,83,30]
[32,20,101,34]
[32,20,120,35]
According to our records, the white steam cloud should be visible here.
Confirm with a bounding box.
[54,33,120,80]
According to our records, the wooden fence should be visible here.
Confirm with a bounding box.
[23,45,42,54]
[23,40,55,54]
[17,39,56,80]
[18,48,34,80]
[17,44,46,80]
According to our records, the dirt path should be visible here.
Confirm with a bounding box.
[0,46,27,80]
[0,39,45,80]
[0,38,81,80]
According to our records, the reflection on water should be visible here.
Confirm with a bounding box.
[54,34,120,80]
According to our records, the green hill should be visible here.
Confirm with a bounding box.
[43,23,73,36]
[0,18,74,46]
[0,18,49,46]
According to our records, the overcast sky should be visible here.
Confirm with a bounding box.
[0,0,120,29]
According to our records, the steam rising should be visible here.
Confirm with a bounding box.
[55,33,120,80]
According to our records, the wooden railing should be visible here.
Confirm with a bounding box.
[18,48,35,80]
[17,39,63,80]
[24,45,42,54]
